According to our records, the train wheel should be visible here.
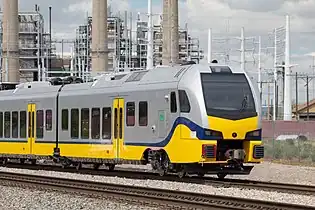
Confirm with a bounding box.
[107,164,115,171]
[93,163,101,170]
[158,168,166,176]
[217,173,227,180]
[31,159,36,165]
[61,163,68,169]
[150,150,170,177]
[197,172,205,178]
[2,158,8,166]
[177,170,186,179]
[20,159,25,164]
[76,162,82,171]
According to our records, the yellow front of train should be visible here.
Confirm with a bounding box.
[198,66,264,175]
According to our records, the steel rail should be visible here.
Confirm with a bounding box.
[2,162,315,196]
[0,171,313,210]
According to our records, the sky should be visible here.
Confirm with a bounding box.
[2,0,315,104]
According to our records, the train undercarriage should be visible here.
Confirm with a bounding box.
[0,138,262,180]
[147,149,254,179]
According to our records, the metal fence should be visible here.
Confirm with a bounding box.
[262,120,315,165]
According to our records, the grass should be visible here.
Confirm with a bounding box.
[262,139,315,167]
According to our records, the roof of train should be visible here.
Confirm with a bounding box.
[0,63,244,99]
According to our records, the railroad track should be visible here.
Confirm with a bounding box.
[2,162,315,196]
[0,171,313,210]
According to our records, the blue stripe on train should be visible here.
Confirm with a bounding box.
[124,117,214,147]
[0,117,214,146]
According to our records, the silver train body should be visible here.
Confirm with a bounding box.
[0,63,264,178]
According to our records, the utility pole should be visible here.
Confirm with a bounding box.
[240,27,245,71]
[310,56,315,98]
[207,28,212,64]
[295,72,298,120]
[289,72,314,121]
[258,36,262,102]
[307,75,310,121]
[235,27,255,72]
[146,0,153,70]
[273,28,277,121]
[284,15,293,121]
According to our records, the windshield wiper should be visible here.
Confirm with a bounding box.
[239,96,248,112]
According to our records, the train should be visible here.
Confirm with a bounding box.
[0,61,264,179]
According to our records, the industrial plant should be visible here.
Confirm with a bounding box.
[0,0,310,123]
[0,0,203,83]
[74,11,204,74]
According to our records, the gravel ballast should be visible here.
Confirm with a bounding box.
[119,161,315,185]
[227,161,315,185]
[0,162,315,207]
[0,185,157,210]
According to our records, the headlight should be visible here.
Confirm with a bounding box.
[245,129,261,140]
[204,129,223,139]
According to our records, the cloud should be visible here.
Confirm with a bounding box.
[1,0,315,102]
[63,0,130,16]
[225,0,285,12]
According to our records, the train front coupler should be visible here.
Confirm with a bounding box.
[224,149,246,171]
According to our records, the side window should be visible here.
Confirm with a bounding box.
[62,109,68,130]
[12,111,18,138]
[179,90,191,113]
[36,110,44,139]
[71,109,79,139]
[4,112,10,138]
[102,107,111,139]
[20,111,26,138]
[126,102,135,126]
[81,108,89,139]
[91,108,100,139]
[0,112,3,138]
[45,110,52,131]
[139,101,148,126]
[170,91,177,113]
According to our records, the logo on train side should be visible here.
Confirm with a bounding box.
[159,113,165,121]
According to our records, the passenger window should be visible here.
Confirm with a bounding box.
[170,92,177,113]
[71,109,79,139]
[126,102,135,126]
[119,108,123,139]
[36,110,44,139]
[0,112,3,138]
[20,111,26,138]
[102,107,111,139]
[45,110,52,131]
[62,109,68,130]
[81,108,89,139]
[4,112,10,138]
[114,108,118,139]
[12,111,18,138]
[139,101,148,126]
[91,108,100,139]
[179,90,191,113]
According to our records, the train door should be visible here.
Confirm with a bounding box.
[27,103,36,154]
[112,98,124,159]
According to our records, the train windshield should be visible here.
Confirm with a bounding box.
[200,73,256,119]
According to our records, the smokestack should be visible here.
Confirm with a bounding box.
[162,0,171,65]
[170,0,179,64]
[162,0,179,65]
[92,0,108,74]
[2,0,20,83]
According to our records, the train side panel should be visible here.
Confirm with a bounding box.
[0,95,29,155]
[120,83,178,161]
[57,85,117,159]
[30,93,58,156]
